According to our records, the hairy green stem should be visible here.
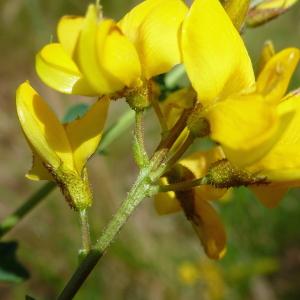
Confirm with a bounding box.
[0,182,56,238]
[57,169,152,300]
[133,111,149,167]
[79,210,91,254]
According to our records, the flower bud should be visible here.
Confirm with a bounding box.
[247,0,299,27]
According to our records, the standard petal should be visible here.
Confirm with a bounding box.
[256,48,300,103]
[57,15,84,57]
[193,199,226,260]
[181,0,254,105]
[248,95,300,181]
[98,22,141,88]
[120,0,188,79]
[65,97,109,174]
[76,6,123,94]
[36,43,95,95]
[205,94,278,153]
[251,185,288,208]
[16,82,73,170]
[26,153,54,181]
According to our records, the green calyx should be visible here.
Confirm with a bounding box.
[47,165,93,211]
[206,159,268,188]
[126,86,150,112]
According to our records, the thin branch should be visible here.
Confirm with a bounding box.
[148,81,168,133]
[0,182,56,238]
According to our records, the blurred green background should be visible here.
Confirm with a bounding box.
[1,0,300,299]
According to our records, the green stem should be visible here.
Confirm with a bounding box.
[57,169,152,300]
[133,111,149,167]
[155,108,192,153]
[163,133,194,173]
[79,210,91,254]
[0,182,56,238]
[159,177,207,192]
[148,81,168,133]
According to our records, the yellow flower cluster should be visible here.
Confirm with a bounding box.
[16,0,300,259]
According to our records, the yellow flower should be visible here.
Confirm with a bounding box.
[16,81,109,210]
[119,0,188,80]
[36,4,141,96]
[178,262,199,285]
[36,0,188,97]
[155,147,228,259]
[181,0,299,167]
[245,91,300,207]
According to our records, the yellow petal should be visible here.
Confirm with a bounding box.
[154,178,182,215]
[205,94,278,152]
[16,82,74,170]
[256,48,300,103]
[65,97,109,174]
[119,0,188,79]
[26,153,53,181]
[193,199,226,260]
[223,106,293,167]
[76,6,123,94]
[251,185,287,208]
[181,0,254,105]
[180,147,225,178]
[98,22,141,88]
[248,95,300,181]
[57,16,84,57]
[36,43,95,95]
[258,40,275,73]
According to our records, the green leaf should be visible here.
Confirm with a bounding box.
[0,241,30,283]
[63,103,90,123]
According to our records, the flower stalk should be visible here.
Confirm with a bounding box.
[79,209,92,255]
[58,159,160,300]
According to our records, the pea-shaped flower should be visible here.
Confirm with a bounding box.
[36,4,141,96]
[36,0,188,97]
[155,147,228,259]
[181,0,299,166]
[16,82,109,210]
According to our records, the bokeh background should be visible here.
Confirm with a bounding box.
[1,0,300,299]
